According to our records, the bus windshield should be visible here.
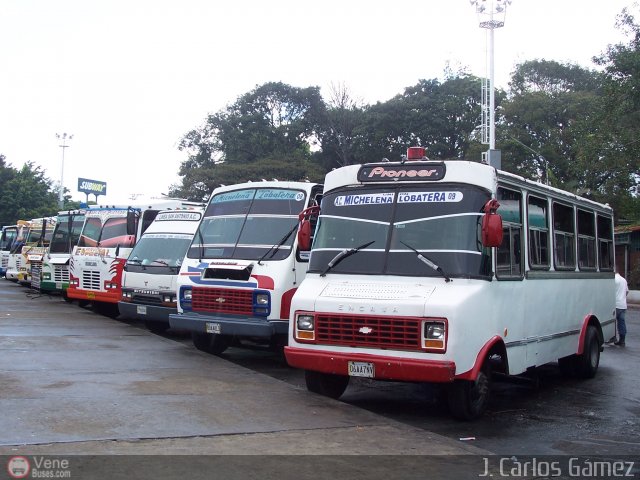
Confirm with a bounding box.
[309,184,492,279]
[0,228,17,250]
[128,233,192,269]
[49,214,85,253]
[187,188,307,261]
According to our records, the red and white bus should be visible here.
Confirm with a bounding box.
[67,200,201,312]
[286,147,616,420]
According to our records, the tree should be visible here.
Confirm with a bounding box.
[314,82,367,170]
[499,60,605,191]
[173,82,327,199]
[0,160,59,224]
[347,74,486,164]
[592,5,640,220]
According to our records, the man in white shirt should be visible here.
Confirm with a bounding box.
[614,272,629,346]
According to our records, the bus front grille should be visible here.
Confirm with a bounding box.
[54,265,69,283]
[82,270,101,290]
[315,314,422,351]
[192,287,253,315]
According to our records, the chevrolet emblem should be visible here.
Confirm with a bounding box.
[359,326,373,334]
[215,297,226,303]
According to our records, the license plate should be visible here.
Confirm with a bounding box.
[86,292,96,300]
[348,361,375,378]
[136,305,147,315]
[206,322,221,334]
[55,282,62,289]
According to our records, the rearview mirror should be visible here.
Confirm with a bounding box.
[126,210,137,236]
[297,205,320,252]
[482,199,503,248]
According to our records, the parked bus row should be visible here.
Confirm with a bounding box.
[0,147,616,420]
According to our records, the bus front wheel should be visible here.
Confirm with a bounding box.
[448,369,491,421]
[305,370,349,399]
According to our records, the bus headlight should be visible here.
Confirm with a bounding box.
[295,313,315,341]
[180,287,192,311]
[255,293,269,305]
[422,319,447,352]
[121,291,133,301]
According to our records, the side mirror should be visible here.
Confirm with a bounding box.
[126,210,137,236]
[482,199,503,248]
[297,205,320,252]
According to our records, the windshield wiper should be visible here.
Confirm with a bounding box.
[320,240,375,277]
[196,226,205,263]
[257,223,299,265]
[127,258,142,264]
[400,241,451,282]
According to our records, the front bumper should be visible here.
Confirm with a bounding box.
[284,346,457,383]
[118,302,174,322]
[169,311,287,338]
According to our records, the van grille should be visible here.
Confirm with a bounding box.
[315,314,422,351]
[192,287,253,315]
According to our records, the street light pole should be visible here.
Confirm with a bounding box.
[470,0,512,166]
[56,133,73,209]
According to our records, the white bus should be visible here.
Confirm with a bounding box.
[3,221,30,282]
[0,224,20,277]
[119,206,204,333]
[286,147,615,420]
[169,181,323,354]
[39,209,87,296]
[15,217,56,287]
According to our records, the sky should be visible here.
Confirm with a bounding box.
[0,0,635,205]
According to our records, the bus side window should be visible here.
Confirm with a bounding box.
[577,209,596,270]
[552,202,576,270]
[528,196,550,269]
[496,187,523,279]
[597,214,614,271]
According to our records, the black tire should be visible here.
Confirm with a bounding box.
[305,370,349,399]
[145,320,170,334]
[78,300,90,308]
[62,291,73,303]
[574,326,600,379]
[191,332,230,355]
[447,369,491,421]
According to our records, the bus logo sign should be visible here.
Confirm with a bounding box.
[215,297,226,303]
[358,163,445,182]
[359,326,373,334]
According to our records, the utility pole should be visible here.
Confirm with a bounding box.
[56,133,73,209]
[470,0,512,169]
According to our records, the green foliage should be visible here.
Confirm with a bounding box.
[175,82,326,199]
[0,158,59,225]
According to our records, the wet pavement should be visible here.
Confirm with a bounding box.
[0,280,486,457]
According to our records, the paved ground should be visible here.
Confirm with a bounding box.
[0,280,488,458]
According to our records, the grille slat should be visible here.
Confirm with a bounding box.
[192,287,253,315]
[316,314,422,350]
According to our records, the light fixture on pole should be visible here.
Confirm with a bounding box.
[56,133,73,209]
[470,0,511,168]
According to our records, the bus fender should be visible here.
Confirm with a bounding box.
[455,335,506,381]
[576,315,603,355]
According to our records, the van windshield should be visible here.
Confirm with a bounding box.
[187,188,307,260]
[309,184,492,279]
[128,233,192,268]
